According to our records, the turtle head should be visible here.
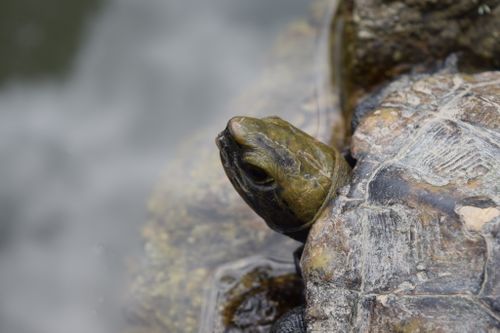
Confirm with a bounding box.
[216,116,351,242]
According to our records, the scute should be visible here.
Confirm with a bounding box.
[302,71,500,331]
[355,295,500,332]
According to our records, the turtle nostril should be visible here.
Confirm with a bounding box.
[215,133,226,149]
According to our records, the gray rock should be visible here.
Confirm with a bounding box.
[343,0,500,89]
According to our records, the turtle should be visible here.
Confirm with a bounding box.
[128,0,500,330]
[216,70,500,332]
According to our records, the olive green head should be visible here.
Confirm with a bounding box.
[216,116,351,242]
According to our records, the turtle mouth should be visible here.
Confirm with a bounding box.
[215,127,232,151]
[216,127,247,189]
[216,127,239,167]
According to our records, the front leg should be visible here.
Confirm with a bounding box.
[293,245,304,278]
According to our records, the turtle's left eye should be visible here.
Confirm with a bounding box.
[242,163,274,185]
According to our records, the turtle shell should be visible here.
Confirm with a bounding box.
[302,71,500,331]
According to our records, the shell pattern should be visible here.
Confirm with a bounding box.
[302,72,500,332]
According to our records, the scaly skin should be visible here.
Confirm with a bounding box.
[216,115,351,242]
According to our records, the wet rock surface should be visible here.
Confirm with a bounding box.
[342,0,500,91]
[302,71,500,331]
[200,257,303,333]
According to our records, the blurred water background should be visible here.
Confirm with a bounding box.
[0,0,309,332]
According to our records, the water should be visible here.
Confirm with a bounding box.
[0,1,309,332]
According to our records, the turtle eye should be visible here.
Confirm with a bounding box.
[242,163,274,185]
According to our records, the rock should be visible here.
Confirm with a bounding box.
[342,0,500,91]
